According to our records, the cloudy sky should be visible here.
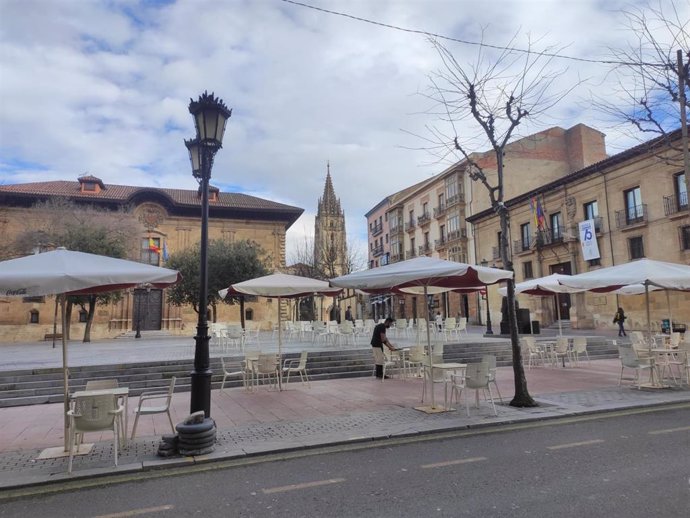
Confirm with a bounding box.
[1,0,687,265]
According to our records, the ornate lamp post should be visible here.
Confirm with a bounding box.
[185,91,232,417]
[480,259,494,335]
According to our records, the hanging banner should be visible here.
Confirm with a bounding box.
[579,219,600,260]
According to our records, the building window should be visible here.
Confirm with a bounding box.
[583,200,598,220]
[681,226,690,250]
[550,212,562,240]
[624,187,644,223]
[445,175,458,199]
[245,308,253,321]
[79,310,88,323]
[520,222,531,250]
[588,258,601,267]
[675,172,688,211]
[29,310,39,324]
[628,236,645,259]
[141,237,161,265]
[523,261,533,279]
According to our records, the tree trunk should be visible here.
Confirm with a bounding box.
[83,295,96,343]
[499,211,537,407]
[240,296,246,329]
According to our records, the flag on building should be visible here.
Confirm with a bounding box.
[530,196,546,230]
[162,240,169,261]
[148,237,160,254]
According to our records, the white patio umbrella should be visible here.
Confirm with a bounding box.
[497,274,586,335]
[219,273,342,390]
[558,259,690,339]
[331,256,513,411]
[0,248,181,450]
[500,276,668,334]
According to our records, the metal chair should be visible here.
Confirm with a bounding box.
[130,376,176,440]
[282,351,310,386]
[464,362,497,417]
[482,354,502,403]
[571,337,591,366]
[220,357,246,391]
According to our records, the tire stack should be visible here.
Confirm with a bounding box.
[175,412,217,456]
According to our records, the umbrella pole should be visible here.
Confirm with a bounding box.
[52,296,59,349]
[666,290,672,334]
[278,296,283,391]
[645,283,652,349]
[61,296,69,452]
[556,294,562,336]
[424,286,436,409]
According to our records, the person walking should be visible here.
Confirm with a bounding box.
[370,317,397,379]
[613,307,627,337]
[345,305,355,324]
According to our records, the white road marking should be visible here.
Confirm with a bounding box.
[93,505,174,518]
[421,457,487,469]
[262,478,346,494]
[648,425,690,435]
[547,439,604,450]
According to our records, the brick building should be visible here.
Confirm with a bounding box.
[0,175,303,341]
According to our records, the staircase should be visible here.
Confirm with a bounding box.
[0,338,620,408]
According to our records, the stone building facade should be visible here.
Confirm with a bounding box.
[365,125,608,325]
[0,175,303,341]
[467,130,689,332]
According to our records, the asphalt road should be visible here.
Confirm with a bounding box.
[1,406,689,518]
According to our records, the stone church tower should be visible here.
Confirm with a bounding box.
[314,163,347,277]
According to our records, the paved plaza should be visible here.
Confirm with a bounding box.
[0,327,688,491]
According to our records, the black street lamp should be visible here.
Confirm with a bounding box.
[185,91,232,417]
[480,259,494,335]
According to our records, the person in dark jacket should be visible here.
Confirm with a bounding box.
[613,307,627,337]
[345,305,355,324]
[370,317,397,378]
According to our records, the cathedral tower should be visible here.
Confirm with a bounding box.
[314,162,347,277]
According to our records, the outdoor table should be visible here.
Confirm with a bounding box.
[71,387,129,445]
[651,348,681,386]
[422,362,467,410]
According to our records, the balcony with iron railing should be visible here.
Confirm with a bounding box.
[371,221,383,237]
[389,223,403,235]
[434,237,447,250]
[404,219,416,232]
[417,212,431,226]
[372,244,384,257]
[446,228,466,244]
[445,192,464,208]
[615,204,647,229]
[663,193,688,217]
[433,204,447,218]
[406,248,417,258]
[418,243,432,256]
[513,238,531,254]
[535,229,564,247]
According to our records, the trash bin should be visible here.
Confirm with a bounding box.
[661,319,671,334]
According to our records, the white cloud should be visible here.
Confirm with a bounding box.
[1,0,688,266]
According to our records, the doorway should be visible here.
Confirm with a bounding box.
[132,288,162,331]
[549,262,571,320]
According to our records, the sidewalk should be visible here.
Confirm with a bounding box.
[1,350,688,491]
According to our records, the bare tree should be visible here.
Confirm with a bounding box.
[594,1,689,212]
[421,35,576,407]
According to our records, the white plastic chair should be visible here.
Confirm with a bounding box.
[571,337,591,366]
[619,346,654,389]
[522,337,544,369]
[282,351,310,386]
[482,354,502,403]
[464,362,497,417]
[404,345,426,378]
[338,321,355,347]
[225,324,244,352]
[255,353,279,389]
[551,336,572,367]
[220,357,246,391]
[130,376,176,440]
[67,394,123,473]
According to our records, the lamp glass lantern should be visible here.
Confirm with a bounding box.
[188,91,232,148]
[184,138,201,178]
